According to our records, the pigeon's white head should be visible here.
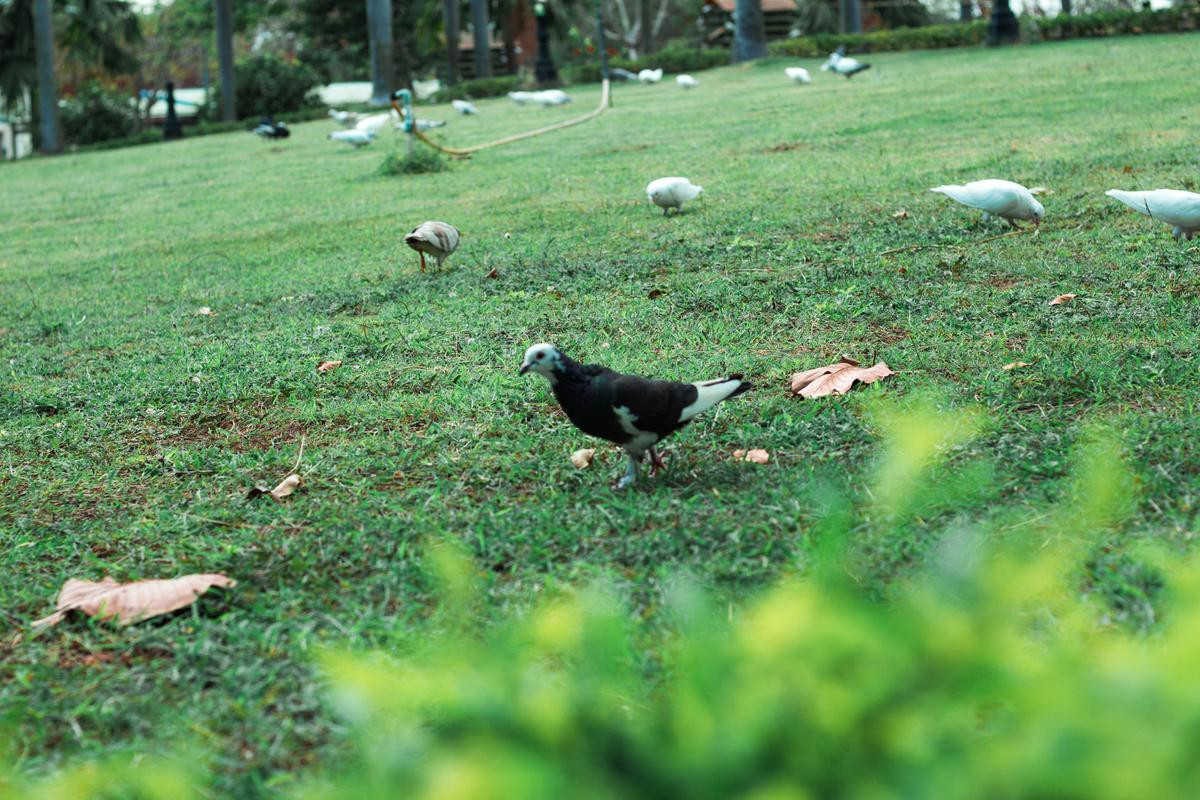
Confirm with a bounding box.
[519,343,563,378]
[1030,197,1045,223]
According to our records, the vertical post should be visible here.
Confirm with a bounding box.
[595,0,609,82]
[840,0,862,34]
[1060,0,1071,15]
[367,0,395,104]
[533,2,558,85]
[987,0,1019,43]
[214,0,236,121]
[443,0,460,85]
[470,0,492,78]
[33,0,61,154]
[732,0,767,63]
[163,81,184,140]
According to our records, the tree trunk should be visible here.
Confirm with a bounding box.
[841,0,862,34]
[470,0,492,78]
[640,0,652,59]
[443,0,460,85]
[367,0,395,103]
[213,0,236,121]
[960,1,973,21]
[732,0,766,63]
[33,0,61,154]
[1060,0,1071,15]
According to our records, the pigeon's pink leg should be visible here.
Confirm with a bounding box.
[419,252,426,273]
[648,447,666,477]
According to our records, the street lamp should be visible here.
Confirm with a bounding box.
[987,0,1019,44]
[534,2,559,86]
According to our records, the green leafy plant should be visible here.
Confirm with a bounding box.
[229,55,321,120]
[378,147,447,176]
[59,81,138,147]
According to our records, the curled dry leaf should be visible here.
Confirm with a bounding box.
[32,574,235,628]
[316,360,343,373]
[1048,293,1077,306]
[1029,186,1053,196]
[570,448,596,469]
[733,449,770,464]
[194,307,216,317]
[485,267,500,279]
[1002,361,1032,371]
[790,359,895,398]
[247,472,301,501]
[647,288,665,300]
[891,209,909,220]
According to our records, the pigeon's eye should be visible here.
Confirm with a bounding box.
[535,352,545,360]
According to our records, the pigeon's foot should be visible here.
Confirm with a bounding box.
[648,447,666,478]
[615,455,640,490]
[1173,226,1184,241]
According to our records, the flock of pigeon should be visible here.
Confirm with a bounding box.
[370,50,1200,490]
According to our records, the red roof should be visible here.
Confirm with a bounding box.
[707,0,797,10]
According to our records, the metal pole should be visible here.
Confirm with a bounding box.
[470,0,492,78]
[595,0,609,82]
[443,0,459,85]
[214,0,236,121]
[367,0,395,104]
[987,0,1019,43]
[33,0,61,154]
[840,0,862,34]
[639,0,652,59]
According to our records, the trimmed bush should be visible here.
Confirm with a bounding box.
[60,82,139,147]
[564,44,731,85]
[231,55,321,120]
[430,75,522,103]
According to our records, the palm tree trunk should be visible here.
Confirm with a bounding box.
[470,0,492,78]
[841,0,862,33]
[367,0,395,103]
[732,0,766,63]
[640,0,652,58]
[443,0,459,85]
[33,0,61,153]
[213,0,236,121]
[960,1,973,21]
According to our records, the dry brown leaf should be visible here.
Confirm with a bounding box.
[570,448,596,469]
[647,288,665,299]
[733,449,770,464]
[194,307,216,317]
[790,359,894,398]
[1002,361,1032,371]
[1122,165,1133,174]
[1029,186,1053,196]
[316,359,343,373]
[32,574,235,628]
[1048,293,1077,306]
[891,209,909,219]
[269,473,300,500]
[485,267,500,279]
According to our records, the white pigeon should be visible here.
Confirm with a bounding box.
[784,67,812,85]
[355,112,391,134]
[1105,189,1200,241]
[328,129,376,149]
[452,99,478,115]
[507,91,535,105]
[646,177,703,216]
[328,109,361,127]
[404,221,460,272]
[930,179,1045,228]
[638,68,663,84]
[676,74,698,89]
[533,89,571,106]
[820,48,871,79]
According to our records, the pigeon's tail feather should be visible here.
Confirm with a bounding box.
[679,376,752,422]
[930,185,973,205]
[1105,189,1153,217]
[846,63,871,76]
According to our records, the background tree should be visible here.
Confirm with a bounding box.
[841,0,862,33]
[469,0,491,77]
[33,0,60,152]
[443,0,459,84]
[213,0,234,120]
[366,0,394,102]
[733,0,766,62]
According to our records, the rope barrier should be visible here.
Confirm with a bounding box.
[392,79,612,160]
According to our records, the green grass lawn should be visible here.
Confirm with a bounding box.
[3,34,1199,795]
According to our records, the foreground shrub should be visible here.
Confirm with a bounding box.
[60,82,139,147]
[378,147,447,176]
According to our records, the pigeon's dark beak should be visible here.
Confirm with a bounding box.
[518,364,531,375]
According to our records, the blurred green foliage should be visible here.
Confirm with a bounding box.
[6,399,1196,799]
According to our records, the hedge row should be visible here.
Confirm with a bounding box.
[563,44,732,84]
[430,75,523,103]
[769,6,1198,58]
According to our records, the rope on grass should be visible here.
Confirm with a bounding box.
[394,79,612,160]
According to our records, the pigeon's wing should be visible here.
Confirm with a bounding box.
[933,182,1024,216]
[609,374,697,438]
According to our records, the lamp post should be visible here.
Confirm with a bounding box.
[987,0,1019,44]
[534,2,558,86]
[163,81,183,140]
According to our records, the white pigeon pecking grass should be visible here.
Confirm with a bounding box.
[676,74,699,89]
[930,179,1044,229]
[451,99,478,115]
[784,67,812,85]
[328,129,376,148]
[646,177,703,216]
[404,221,460,273]
[821,47,871,78]
[638,68,663,84]
[328,109,361,127]
[1105,189,1200,241]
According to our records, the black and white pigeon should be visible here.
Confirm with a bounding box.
[609,67,638,82]
[252,118,290,139]
[820,46,871,79]
[519,343,752,489]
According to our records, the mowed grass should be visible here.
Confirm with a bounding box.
[3,34,1200,793]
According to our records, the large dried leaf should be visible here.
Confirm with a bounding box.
[194,306,216,317]
[570,448,596,469]
[316,360,342,373]
[733,449,770,464]
[247,472,301,501]
[32,574,235,628]
[1048,293,1076,306]
[790,359,894,398]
